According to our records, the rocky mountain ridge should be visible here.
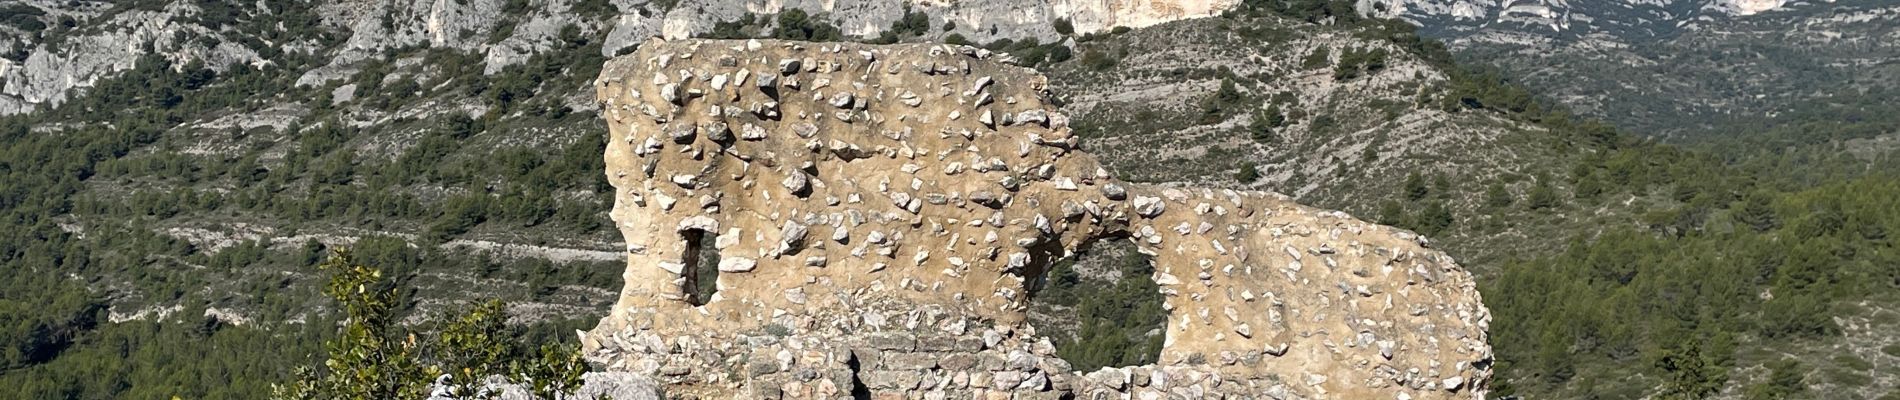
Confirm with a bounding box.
[1361,0,1900,136]
[1359,0,1805,41]
[0,0,1242,115]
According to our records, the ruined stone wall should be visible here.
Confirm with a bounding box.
[583,38,1493,399]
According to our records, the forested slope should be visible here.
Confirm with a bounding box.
[0,1,1894,399]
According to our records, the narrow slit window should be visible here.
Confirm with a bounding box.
[680,229,720,305]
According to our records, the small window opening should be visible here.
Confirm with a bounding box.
[680,229,720,306]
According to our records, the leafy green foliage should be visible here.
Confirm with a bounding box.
[273,251,588,400]
[509,344,588,399]
[435,300,510,388]
[272,250,433,400]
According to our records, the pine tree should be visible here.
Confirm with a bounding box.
[1734,190,1779,232]
[1235,164,1261,183]
[1403,173,1430,201]
[1526,180,1560,211]
[1484,183,1514,208]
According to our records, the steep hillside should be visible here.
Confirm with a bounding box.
[0,0,1240,115]
[1041,10,1635,271]
[0,1,1894,399]
[1029,4,1900,399]
[1363,0,1809,40]
[1365,0,1900,139]
[0,1,1240,398]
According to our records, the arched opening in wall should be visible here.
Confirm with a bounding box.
[679,229,720,306]
[1025,239,1166,372]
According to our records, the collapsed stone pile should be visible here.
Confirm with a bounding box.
[584,38,1492,399]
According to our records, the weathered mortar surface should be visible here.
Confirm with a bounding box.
[583,38,1493,399]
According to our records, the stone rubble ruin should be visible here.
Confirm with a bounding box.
[583,38,1493,399]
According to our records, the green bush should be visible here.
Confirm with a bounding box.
[1235,164,1261,183]
[0,3,47,31]
[1332,47,1389,80]
[1743,359,1806,400]
[1053,18,1075,35]
[1484,183,1514,208]
[1525,180,1560,210]
[1048,45,1074,63]
[705,13,761,39]
[1301,46,1330,70]
[1080,49,1118,71]
[889,6,931,37]
[1197,78,1245,124]
[774,9,844,42]
[944,33,974,46]
[272,251,587,400]
[1249,106,1284,143]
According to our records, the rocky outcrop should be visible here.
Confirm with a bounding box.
[1359,0,1799,40]
[646,0,1242,42]
[583,38,1492,399]
[0,2,262,114]
[4,0,1240,115]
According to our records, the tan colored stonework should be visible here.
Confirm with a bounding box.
[583,38,1492,399]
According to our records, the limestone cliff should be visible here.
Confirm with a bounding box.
[583,38,1493,399]
[648,0,1242,41]
[0,0,1239,115]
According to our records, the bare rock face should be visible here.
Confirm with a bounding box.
[585,38,1492,399]
[648,0,1245,42]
